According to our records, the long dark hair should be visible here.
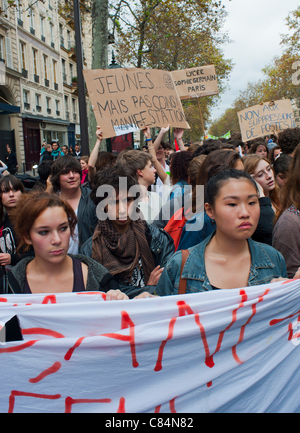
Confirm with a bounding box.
[0,175,25,225]
[275,143,300,224]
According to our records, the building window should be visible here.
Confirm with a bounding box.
[29,8,35,34]
[62,58,67,84]
[5,36,12,68]
[35,94,41,112]
[50,22,54,47]
[53,60,58,90]
[64,95,69,120]
[46,97,51,114]
[67,30,71,49]
[69,63,73,83]
[43,55,49,86]
[2,0,9,18]
[23,90,30,109]
[43,55,47,79]
[55,99,60,116]
[0,36,4,61]
[20,42,26,69]
[72,98,77,123]
[59,23,64,47]
[33,49,39,82]
[40,16,45,41]
[16,0,22,24]
[33,49,37,74]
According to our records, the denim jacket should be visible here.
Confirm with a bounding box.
[156,232,288,296]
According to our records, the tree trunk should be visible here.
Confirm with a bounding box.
[88,0,109,151]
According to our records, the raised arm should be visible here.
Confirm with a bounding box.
[153,124,170,150]
[173,128,186,151]
[88,126,103,184]
[143,127,167,184]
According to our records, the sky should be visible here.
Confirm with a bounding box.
[209,0,300,125]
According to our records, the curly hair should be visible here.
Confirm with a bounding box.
[169,151,193,185]
[90,165,140,208]
[278,127,300,155]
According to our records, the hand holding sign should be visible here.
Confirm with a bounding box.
[96,126,103,141]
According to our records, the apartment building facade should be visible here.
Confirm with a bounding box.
[0,0,87,170]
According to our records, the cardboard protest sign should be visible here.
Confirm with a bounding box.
[294,109,300,128]
[291,100,300,128]
[238,99,296,142]
[171,65,219,100]
[83,68,190,139]
[2,279,300,413]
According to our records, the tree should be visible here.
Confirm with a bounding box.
[111,0,233,140]
[88,0,109,150]
[281,6,300,57]
[209,6,300,138]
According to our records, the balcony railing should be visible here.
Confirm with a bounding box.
[34,74,39,84]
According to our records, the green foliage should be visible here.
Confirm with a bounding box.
[110,0,233,140]
[209,6,300,138]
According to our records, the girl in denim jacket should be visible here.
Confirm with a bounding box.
[156,169,290,296]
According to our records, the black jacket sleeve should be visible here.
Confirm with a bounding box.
[99,273,121,293]
[251,197,274,246]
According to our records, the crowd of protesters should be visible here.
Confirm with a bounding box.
[1,125,300,300]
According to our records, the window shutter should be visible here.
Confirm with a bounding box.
[5,36,12,68]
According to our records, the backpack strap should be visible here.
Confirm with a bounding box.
[178,249,189,295]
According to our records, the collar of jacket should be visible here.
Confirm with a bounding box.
[181,232,275,283]
[7,254,112,294]
[145,223,174,255]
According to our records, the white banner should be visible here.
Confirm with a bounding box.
[1,280,300,413]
